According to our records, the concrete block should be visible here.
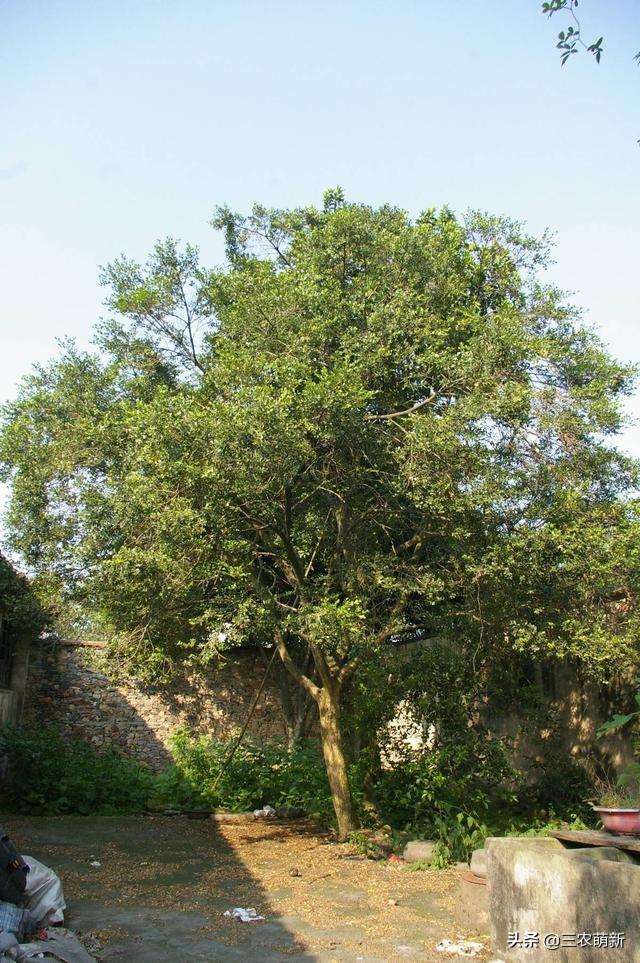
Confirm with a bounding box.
[486,836,640,962]
[452,875,490,934]
[402,840,436,863]
[563,845,639,864]
[470,848,487,878]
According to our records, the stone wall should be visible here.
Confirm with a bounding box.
[23,640,288,770]
[20,636,635,778]
[486,661,636,778]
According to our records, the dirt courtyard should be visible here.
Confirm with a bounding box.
[4,814,494,962]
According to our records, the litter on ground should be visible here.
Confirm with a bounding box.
[252,805,277,819]
[436,937,484,957]
[223,907,266,922]
[14,929,97,963]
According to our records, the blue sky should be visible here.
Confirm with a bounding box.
[1,0,639,494]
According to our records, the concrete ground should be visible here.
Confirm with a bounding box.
[4,815,493,963]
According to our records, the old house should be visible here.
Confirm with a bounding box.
[0,553,40,723]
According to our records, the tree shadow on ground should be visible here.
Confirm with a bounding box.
[5,814,319,962]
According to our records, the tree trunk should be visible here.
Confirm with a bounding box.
[264,642,315,750]
[359,733,383,820]
[317,684,359,840]
[289,691,314,750]
[272,629,358,838]
[274,658,297,746]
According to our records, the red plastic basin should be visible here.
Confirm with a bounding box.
[593,807,640,834]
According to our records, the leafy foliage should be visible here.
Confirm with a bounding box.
[433,812,489,866]
[0,553,48,638]
[346,830,386,860]
[370,741,514,832]
[517,745,597,825]
[0,725,152,815]
[0,719,599,857]
[0,724,335,821]
[148,730,337,825]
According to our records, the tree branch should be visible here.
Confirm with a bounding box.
[274,627,321,701]
[338,655,359,686]
[365,390,437,421]
[177,273,205,373]
[376,622,431,644]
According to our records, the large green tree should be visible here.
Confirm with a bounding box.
[1,192,637,836]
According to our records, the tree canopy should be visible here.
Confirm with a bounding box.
[1,191,638,834]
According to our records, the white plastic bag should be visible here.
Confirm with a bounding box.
[224,907,265,922]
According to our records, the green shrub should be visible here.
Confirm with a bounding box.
[369,736,515,834]
[513,749,598,826]
[509,813,589,836]
[148,729,336,825]
[0,724,152,815]
[346,831,386,859]
[432,811,489,865]
[0,724,338,827]
[1,719,594,841]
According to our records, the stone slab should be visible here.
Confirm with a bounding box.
[469,848,486,879]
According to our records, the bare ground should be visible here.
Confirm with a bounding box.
[4,814,495,962]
